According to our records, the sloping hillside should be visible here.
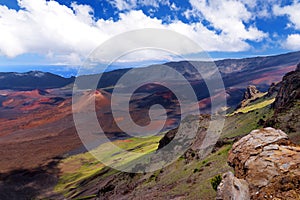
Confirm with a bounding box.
[46,65,300,200]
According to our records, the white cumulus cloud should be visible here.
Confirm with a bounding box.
[188,0,267,42]
[0,0,268,65]
[273,2,300,30]
[273,2,300,50]
[110,0,170,10]
[284,34,300,50]
[0,0,103,62]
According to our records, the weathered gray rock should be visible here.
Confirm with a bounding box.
[216,171,250,200]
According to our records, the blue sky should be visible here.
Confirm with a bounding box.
[0,0,300,75]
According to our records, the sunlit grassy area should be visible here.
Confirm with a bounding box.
[228,98,275,116]
[222,105,274,138]
[93,136,163,168]
[55,135,163,195]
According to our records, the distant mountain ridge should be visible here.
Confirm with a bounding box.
[0,71,75,90]
[76,51,300,90]
[1,51,300,91]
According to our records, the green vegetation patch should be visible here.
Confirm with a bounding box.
[211,175,222,191]
[223,105,274,139]
[55,135,163,196]
[138,144,233,199]
[229,98,275,116]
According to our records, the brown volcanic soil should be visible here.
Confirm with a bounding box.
[0,89,83,173]
[0,89,84,199]
[0,88,181,174]
[0,88,136,199]
[0,87,182,200]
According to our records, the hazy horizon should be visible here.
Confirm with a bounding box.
[0,50,298,77]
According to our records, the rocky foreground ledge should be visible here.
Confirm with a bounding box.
[217,127,300,200]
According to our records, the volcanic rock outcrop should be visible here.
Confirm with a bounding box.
[217,127,300,200]
[265,65,300,141]
[273,64,300,110]
[157,114,212,161]
[267,82,282,98]
[238,85,263,108]
[244,85,260,100]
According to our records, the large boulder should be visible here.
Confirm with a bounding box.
[219,128,300,199]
